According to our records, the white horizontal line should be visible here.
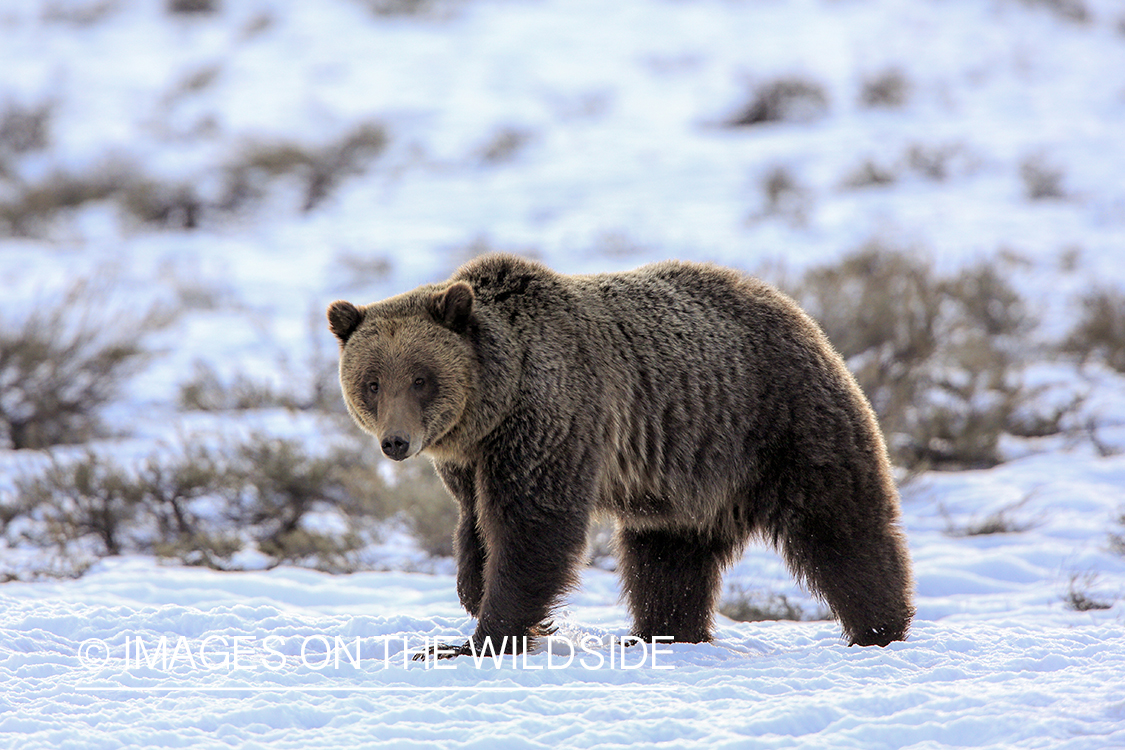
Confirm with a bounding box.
[75,684,672,693]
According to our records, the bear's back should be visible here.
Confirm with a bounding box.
[453,255,878,518]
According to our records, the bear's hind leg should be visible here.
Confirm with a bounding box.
[617,527,738,643]
[782,510,914,647]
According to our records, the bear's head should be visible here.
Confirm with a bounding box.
[327,282,475,461]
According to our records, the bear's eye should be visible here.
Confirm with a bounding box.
[413,377,426,389]
[367,381,379,394]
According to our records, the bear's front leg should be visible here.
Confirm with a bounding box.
[410,620,558,662]
[462,441,592,656]
[454,512,486,617]
[434,461,486,616]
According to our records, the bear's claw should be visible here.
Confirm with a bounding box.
[410,641,474,661]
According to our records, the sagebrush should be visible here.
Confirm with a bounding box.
[719,585,825,623]
[0,278,152,450]
[1063,288,1125,373]
[728,76,829,127]
[788,246,1070,471]
[3,435,446,577]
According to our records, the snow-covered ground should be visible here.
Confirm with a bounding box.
[4,525,1125,749]
[3,446,1125,748]
[3,0,1125,747]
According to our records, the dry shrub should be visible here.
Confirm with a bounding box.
[179,306,356,418]
[257,528,364,574]
[1,125,387,236]
[222,123,387,213]
[0,160,202,234]
[178,336,347,417]
[941,496,1037,537]
[167,0,220,14]
[585,518,617,570]
[14,450,142,556]
[359,0,441,16]
[720,585,824,622]
[906,144,959,182]
[178,361,297,412]
[1063,288,1125,372]
[1020,155,1066,200]
[384,460,458,558]
[758,165,812,226]
[0,100,52,154]
[220,438,358,551]
[478,127,533,164]
[120,180,203,229]
[0,167,124,236]
[1018,0,1089,23]
[841,159,898,189]
[240,12,274,39]
[10,445,235,567]
[727,77,829,127]
[1110,511,1125,556]
[842,144,966,192]
[1064,572,1113,612]
[234,439,391,573]
[0,278,152,450]
[792,245,1059,471]
[41,0,120,25]
[6,436,395,577]
[797,247,940,368]
[860,68,910,109]
[174,65,222,96]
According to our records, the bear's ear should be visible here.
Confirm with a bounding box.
[429,282,474,333]
[327,300,363,344]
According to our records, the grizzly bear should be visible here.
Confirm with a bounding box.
[328,253,914,655]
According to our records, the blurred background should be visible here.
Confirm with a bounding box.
[2,0,1124,596]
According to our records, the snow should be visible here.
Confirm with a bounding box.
[4,520,1125,749]
[3,0,1125,747]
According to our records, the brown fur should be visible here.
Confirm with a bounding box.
[328,253,914,653]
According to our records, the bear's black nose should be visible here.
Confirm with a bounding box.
[381,435,410,461]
